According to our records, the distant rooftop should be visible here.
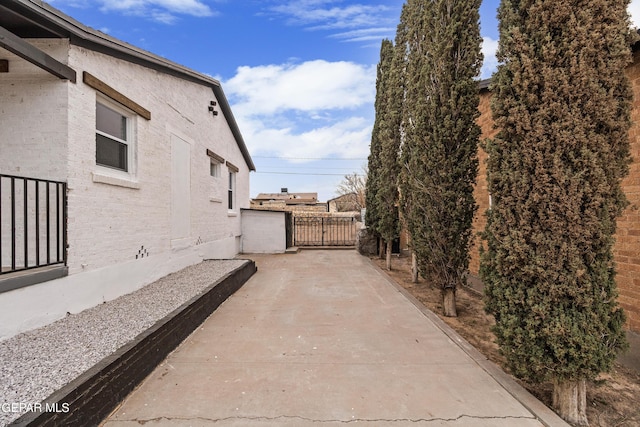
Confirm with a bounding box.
[253,191,318,204]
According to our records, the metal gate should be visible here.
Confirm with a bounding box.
[293,215,357,247]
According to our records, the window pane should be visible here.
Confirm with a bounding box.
[96,134,128,171]
[96,102,127,140]
[210,161,220,177]
[228,172,235,210]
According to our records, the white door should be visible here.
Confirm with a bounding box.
[170,134,191,246]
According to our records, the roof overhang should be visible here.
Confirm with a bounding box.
[0,24,76,81]
[478,78,491,92]
[0,0,255,171]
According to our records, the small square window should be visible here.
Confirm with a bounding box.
[210,160,221,178]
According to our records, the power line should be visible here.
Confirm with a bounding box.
[253,155,367,161]
[255,171,366,177]
[255,166,358,170]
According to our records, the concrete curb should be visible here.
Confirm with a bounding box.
[366,257,570,427]
[299,246,356,250]
[11,260,257,427]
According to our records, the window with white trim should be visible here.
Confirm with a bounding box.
[210,159,221,178]
[228,171,236,211]
[95,98,135,173]
[207,149,224,180]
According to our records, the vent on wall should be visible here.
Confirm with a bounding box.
[208,101,218,116]
[135,246,149,259]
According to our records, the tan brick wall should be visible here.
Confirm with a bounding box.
[470,56,640,333]
[469,90,497,276]
[616,51,640,332]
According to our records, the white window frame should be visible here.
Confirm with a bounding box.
[228,171,236,212]
[95,95,137,179]
[210,159,221,178]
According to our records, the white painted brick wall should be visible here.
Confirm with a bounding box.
[0,37,253,339]
[64,45,251,273]
[0,40,69,181]
[1,39,251,275]
[1,40,70,269]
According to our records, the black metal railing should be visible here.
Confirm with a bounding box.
[1,174,67,274]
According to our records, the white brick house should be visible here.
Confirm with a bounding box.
[0,0,255,339]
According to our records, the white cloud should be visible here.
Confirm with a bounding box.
[225,60,376,116]
[100,0,213,16]
[329,27,395,43]
[267,0,395,43]
[148,10,179,24]
[240,116,372,160]
[271,1,390,29]
[480,36,499,80]
[223,59,376,160]
[630,0,640,28]
[52,0,215,23]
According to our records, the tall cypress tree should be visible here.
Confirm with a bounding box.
[399,0,482,316]
[393,3,421,281]
[365,41,390,243]
[481,0,632,424]
[376,39,402,270]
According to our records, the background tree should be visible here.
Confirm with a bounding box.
[481,1,632,424]
[399,0,482,316]
[371,39,402,270]
[392,6,419,281]
[366,40,393,257]
[365,42,387,242]
[336,169,366,212]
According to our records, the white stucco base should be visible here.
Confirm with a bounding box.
[0,237,238,341]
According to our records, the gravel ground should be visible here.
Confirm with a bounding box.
[0,259,247,426]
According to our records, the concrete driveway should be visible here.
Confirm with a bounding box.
[102,250,567,426]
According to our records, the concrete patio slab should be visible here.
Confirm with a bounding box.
[102,250,568,427]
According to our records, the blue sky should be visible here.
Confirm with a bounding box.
[49,0,640,201]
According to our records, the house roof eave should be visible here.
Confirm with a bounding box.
[2,0,256,172]
[478,78,492,92]
[212,85,256,171]
[326,193,357,203]
[4,0,222,87]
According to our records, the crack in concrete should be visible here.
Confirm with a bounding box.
[128,413,538,424]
